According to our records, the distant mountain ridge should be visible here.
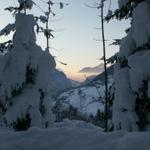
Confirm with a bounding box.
[82,65,114,86]
[89,65,114,84]
[79,64,104,73]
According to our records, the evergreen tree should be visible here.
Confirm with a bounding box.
[0,0,69,130]
[109,0,150,131]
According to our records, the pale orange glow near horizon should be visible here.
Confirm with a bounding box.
[65,71,99,82]
[58,65,99,82]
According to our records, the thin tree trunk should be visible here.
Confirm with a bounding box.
[46,0,51,52]
[100,1,108,132]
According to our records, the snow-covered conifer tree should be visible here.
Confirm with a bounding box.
[108,0,150,131]
[0,0,70,130]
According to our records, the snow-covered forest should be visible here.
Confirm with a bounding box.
[0,0,150,149]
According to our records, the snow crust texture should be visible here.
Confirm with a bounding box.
[0,126,150,150]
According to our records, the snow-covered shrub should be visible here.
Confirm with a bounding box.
[52,102,107,128]
[52,103,87,123]
[12,113,31,131]
[91,109,105,128]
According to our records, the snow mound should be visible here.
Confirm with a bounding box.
[54,119,102,130]
[0,126,150,150]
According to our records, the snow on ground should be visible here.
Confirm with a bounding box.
[54,119,102,130]
[0,122,149,150]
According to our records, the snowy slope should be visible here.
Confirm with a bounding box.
[54,75,113,116]
[0,124,150,150]
[70,79,81,87]
[56,86,104,115]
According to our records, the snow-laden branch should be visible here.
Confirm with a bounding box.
[0,24,15,36]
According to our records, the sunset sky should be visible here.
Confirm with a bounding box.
[0,0,129,81]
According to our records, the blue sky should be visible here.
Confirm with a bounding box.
[0,0,129,81]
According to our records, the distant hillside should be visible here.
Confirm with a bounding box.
[82,65,114,86]
[89,65,114,84]
[70,80,81,87]
[79,64,104,73]
[53,65,114,128]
